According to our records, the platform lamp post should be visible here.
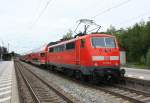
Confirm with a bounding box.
[7,43,9,53]
[0,47,1,61]
[1,40,4,61]
[0,40,4,61]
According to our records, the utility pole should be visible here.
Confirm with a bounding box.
[8,43,9,53]
[0,40,4,61]
[0,47,1,61]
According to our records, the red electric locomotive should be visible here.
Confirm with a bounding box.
[46,19,125,80]
[47,33,124,80]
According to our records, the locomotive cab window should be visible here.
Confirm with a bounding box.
[91,37,116,48]
[105,38,116,48]
[66,42,75,50]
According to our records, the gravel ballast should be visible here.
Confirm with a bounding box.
[22,62,131,103]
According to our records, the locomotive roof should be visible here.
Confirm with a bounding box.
[48,33,114,48]
[26,44,48,55]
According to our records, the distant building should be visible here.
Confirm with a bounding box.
[0,47,8,54]
[0,46,8,60]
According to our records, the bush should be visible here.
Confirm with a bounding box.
[146,48,150,67]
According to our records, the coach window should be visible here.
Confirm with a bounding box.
[49,48,54,52]
[60,45,65,52]
[40,53,45,57]
[81,39,85,48]
[53,46,59,52]
[54,47,58,52]
[33,58,38,61]
[66,42,75,50]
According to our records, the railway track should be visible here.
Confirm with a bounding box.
[47,69,150,103]
[71,75,150,103]
[61,75,150,103]
[18,61,150,103]
[92,83,150,103]
[15,60,82,103]
[76,77,150,103]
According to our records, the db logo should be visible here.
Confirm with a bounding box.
[104,56,110,60]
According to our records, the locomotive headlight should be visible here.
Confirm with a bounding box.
[115,62,119,66]
[110,56,119,60]
[92,56,104,61]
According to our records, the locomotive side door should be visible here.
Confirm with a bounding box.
[75,39,80,65]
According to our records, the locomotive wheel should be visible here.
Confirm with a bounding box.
[75,70,80,80]
[75,71,88,82]
[75,71,83,81]
[89,72,99,84]
[50,65,55,71]
[69,70,74,77]
[65,69,74,77]
[83,75,90,82]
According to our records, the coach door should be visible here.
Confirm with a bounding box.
[75,39,80,65]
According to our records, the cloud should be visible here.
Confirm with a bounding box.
[0,0,150,53]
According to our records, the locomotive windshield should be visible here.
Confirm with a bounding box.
[91,37,116,48]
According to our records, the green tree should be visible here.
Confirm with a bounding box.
[106,25,116,35]
[146,48,150,67]
[62,29,73,40]
[106,21,150,64]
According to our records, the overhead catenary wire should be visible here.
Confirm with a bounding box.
[28,0,43,26]
[30,0,53,29]
[72,0,132,34]
[91,0,132,19]
[117,10,150,26]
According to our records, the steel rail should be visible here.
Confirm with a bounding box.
[16,60,80,103]
[15,61,40,103]
[91,85,148,103]
[19,60,150,103]
[112,83,150,97]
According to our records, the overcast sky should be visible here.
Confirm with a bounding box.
[0,0,150,54]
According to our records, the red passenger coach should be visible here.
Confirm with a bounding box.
[30,45,48,66]
[47,33,125,80]
[21,54,32,63]
[21,45,48,66]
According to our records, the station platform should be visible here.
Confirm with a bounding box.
[0,61,20,103]
[124,67,150,80]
